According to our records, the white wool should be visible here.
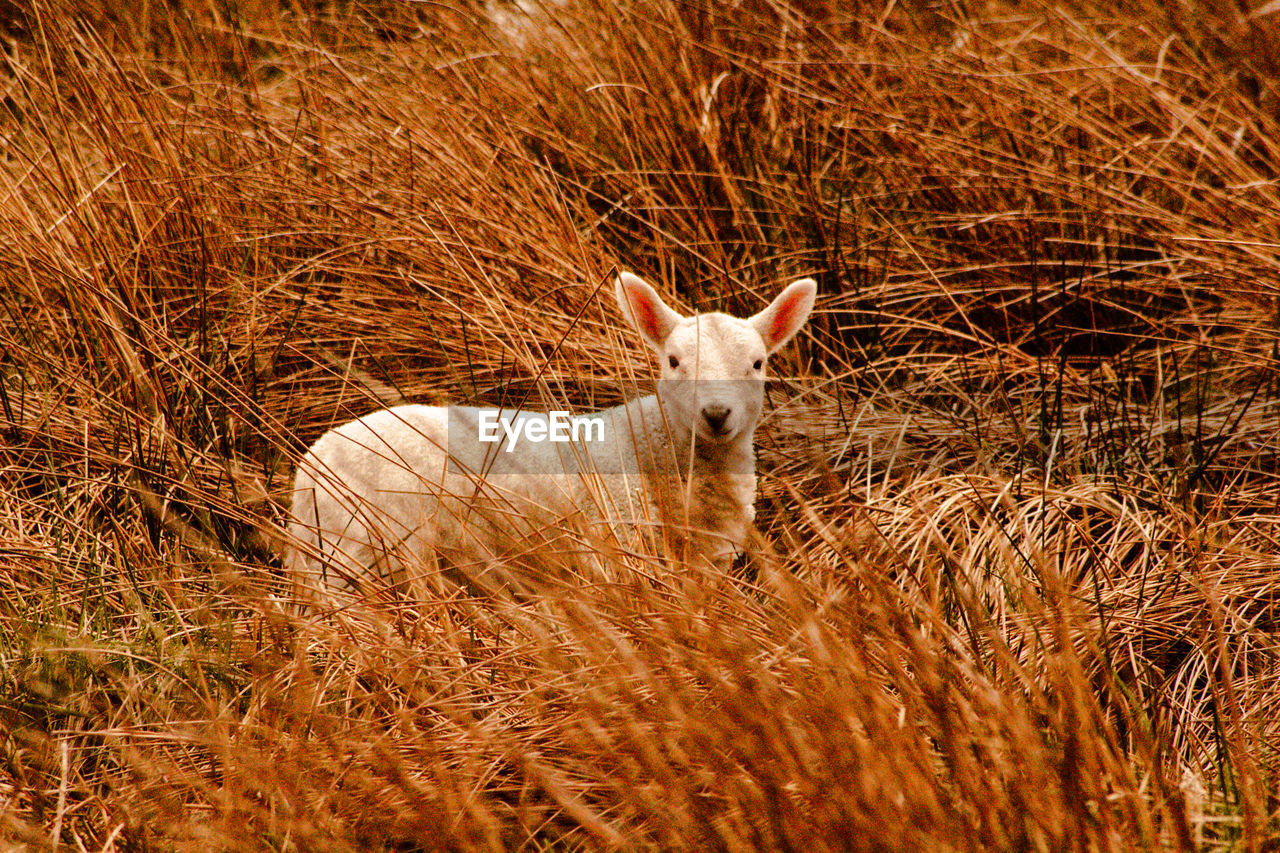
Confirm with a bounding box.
[286,272,816,606]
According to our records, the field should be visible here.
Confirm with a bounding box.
[3,0,1280,849]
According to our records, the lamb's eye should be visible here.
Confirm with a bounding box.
[668,355,680,369]
[753,359,763,370]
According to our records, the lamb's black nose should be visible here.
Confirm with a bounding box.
[702,405,730,433]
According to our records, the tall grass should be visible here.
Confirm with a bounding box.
[2,0,1278,848]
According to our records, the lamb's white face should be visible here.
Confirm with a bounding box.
[657,314,769,442]
[616,272,817,445]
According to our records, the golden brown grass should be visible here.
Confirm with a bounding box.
[2,0,1279,849]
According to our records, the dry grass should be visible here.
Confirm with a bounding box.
[2,0,1279,849]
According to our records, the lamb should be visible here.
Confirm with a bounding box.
[286,272,816,607]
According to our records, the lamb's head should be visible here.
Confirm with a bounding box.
[615,272,816,445]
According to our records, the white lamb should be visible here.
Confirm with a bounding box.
[286,272,816,606]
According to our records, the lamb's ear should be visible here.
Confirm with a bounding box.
[616,272,683,349]
[751,278,816,353]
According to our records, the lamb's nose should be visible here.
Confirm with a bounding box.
[702,405,731,433]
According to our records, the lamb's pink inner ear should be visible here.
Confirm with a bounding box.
[770,298,803,345]
[627,284,664,342]
[755,278,816,351]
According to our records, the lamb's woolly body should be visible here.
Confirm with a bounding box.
[287,273,815,605]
